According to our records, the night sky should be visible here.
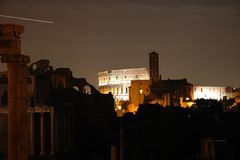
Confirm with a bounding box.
[1,0,240,88]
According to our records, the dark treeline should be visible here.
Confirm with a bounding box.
[120,100,240,160]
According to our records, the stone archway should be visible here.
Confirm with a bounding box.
[83,85,91,94]
[73,85,80,91]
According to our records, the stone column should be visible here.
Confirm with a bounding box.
[201,138,215,160]
[1,54,30,160]
[40,112,45,156]
[50,110,55,158]
[63,112,67,152]
[55,112,59,153]
[30,111,35,156]
[111,145,117,160]
[120,119,124,160]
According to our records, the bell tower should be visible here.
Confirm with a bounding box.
[149,51,160,83]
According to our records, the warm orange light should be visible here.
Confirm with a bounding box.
[116,105,122,110]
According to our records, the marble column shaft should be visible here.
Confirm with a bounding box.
[1,54,30,160]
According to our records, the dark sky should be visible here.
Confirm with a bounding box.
[1,0,240,88]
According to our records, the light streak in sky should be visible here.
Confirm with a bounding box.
[0,14,54,24]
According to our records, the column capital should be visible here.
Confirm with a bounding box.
[0,24,24,55]
[0,24,24,36]
[1,54,30,63]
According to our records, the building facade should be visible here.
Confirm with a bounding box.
[146,78,194,107]
[98,68,150,102]
[194,86,227,100]
[129,80,151,112]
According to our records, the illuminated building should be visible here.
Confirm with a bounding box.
[98,68,150,101]
[226,87,240,103]
[193,86,228,100]
[97,52,160,111]
[193,86,240,103]
[129,80,151,111]
[145,52,194,107]
[98,52,195,110]
[146,52,194,107]
[99,51,240,110]
[146,78,194,107]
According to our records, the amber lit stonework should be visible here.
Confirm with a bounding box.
[0,24,30,160]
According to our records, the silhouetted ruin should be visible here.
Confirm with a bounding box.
[0,58,117,160]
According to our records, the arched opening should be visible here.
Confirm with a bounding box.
[83,85,91,94]
[73,86,79,91]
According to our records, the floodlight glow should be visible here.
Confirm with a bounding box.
[117,105,122,110]
[194,86,227,100]
[139,89,143,94]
